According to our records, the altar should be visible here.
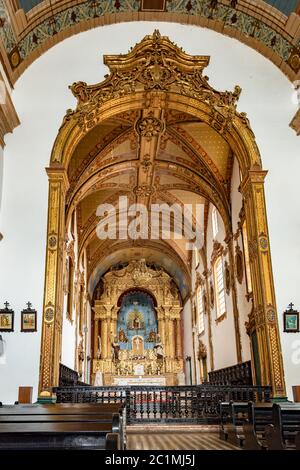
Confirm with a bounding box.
[112,376,166,386]
[91,261,184,386]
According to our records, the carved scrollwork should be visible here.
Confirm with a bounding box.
[225,260,231,294]
[198,339,207,360]
[67,31,242,134]
[235,244,244,284]
[133,184,155,197]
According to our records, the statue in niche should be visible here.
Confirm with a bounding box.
[118,329,128,343]
[132,336,144,356]
[154,334,164,360]
[78,339,84,378]
[111,336,120,361]
[133,315,140,329]
[96,335,101,360]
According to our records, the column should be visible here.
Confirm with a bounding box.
[175,319,182,359]
[93,319,99,358]
[240,166,286,398]
[39,167,69,396]
[101,319,108,359]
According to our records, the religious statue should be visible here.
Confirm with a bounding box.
[154,334,164,360]
[111,336,120,361]
[119,329,128,343]
[133,315,140,329]
[132,335,144,356]
[96,335,101,360]
[77,339,85,377]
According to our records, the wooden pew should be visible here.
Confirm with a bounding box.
[265,403,300,450]
[0,403,125,450]
[0,422,119,450]
[218,402,230,441]
[242,402,273,450]
[219,401,248,447]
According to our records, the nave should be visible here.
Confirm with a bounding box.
[127,426,239,451]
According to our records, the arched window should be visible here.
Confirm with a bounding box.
[214,256,226,319]
[197,286,205,334]
[212,207,219,239]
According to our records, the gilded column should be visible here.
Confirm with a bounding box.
[240,166,286,398]
[106,309,112,359]
[94,319,99,358]
[175,319,182,359]
[39,167,69,397]
[101,319,108,359]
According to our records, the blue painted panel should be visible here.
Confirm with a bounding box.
[19,1,43,13]
[264,0,298,16]
[117,291,158,351]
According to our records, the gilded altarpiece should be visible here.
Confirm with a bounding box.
[92,260,183,385]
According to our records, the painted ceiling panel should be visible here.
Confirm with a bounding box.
[264,1,299,16]
[19,1,299,16]
[19,0,43,13]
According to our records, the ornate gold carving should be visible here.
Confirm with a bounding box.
[44,305,55,324]
[135,116,164,139]
[133,185,155,197]
[259,235,269,251]
[198,340,207,360]
[68,31,241,133]
[235,244,244,284]
[225,260,231,295]
[210,281,214,308]
[92,260,183,381]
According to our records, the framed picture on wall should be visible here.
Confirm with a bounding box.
[283,304,299,333]
[0,302,14,332]
[21,303,37,333]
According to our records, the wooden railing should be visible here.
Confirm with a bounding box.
[58,363,88,387]
[53,385,272,424]
[208,361,252,386]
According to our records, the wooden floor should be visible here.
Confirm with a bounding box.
[127,427,240,450]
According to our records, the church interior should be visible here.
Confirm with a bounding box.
[0,0,300,454]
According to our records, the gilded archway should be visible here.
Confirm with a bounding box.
[39,30,286,399]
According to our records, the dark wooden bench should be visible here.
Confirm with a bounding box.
[219,401,248,447]
[0,403,125,450]
[265,403,300,450]
[242,402,273,450]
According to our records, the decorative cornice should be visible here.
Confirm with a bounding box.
[0,0,299,88]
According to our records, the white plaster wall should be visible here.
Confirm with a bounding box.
[182,298,194,384]
[206,204,238,370]
[0,147,3,210]
[0,21,298,402]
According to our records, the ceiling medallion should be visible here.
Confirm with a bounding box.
[141,154,152,172]
[135,116,164,139]
[133,185,155,197]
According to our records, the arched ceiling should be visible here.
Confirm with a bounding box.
[2,0,300,86]
[52,29,265,301]
[72,107,230,301]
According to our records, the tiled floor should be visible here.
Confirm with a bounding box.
[127,427,240,450]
